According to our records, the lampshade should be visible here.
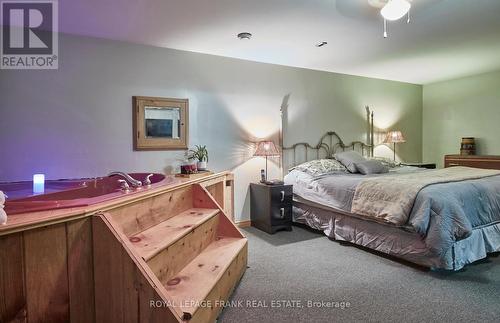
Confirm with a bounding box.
[383,130,406,144]
[381,0,411,21]
[253,141,280,157]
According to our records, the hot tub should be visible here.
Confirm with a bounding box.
[1,173,175,215]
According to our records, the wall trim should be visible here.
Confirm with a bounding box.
[236,220,252,228]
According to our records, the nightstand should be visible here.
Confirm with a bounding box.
[250,183,293,234]
[401,162,436,169]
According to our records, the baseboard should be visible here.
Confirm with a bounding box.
[235,220,252,228]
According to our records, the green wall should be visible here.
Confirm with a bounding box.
[423,70,500,168]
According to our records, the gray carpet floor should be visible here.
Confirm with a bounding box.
[218,226,500,323]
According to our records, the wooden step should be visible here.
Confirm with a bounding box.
[128,208,219,261]
[146,212,220,284]
[162,237,247,320]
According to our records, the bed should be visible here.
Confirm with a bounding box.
[281,108,500,270]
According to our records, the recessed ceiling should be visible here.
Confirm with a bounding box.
[60,0,500,84]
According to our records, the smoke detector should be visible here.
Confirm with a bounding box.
[237,32,252,40]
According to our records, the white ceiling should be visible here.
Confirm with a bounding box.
[60,0,500,84]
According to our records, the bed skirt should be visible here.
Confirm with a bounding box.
[293,199,500,270]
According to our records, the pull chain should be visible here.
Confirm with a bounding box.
[383,18,388,38]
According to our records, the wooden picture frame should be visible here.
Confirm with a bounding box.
[133,96,189,150]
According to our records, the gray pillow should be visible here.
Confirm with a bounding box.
[354,160,389,175]
[334,151,366,173]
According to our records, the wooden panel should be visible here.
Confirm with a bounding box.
[0,233,26,322]
[66,219,95,323]
[24,224,69,323]
[192,184,243,238]
[205,182,225,211]
[224,179,234,221]
[108,185,194,237]
[198,176,225,189]
[191,244,247,323]
[445,155,500,170]
[98,213,185,321]
[93,216,139,323]
[147,214,219,283]
[137,273,179,323]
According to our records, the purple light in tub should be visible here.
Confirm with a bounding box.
[33,174,45,194]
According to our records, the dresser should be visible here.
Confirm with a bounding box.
[444,155,500,170]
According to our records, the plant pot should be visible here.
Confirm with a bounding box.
[197,161,207,171]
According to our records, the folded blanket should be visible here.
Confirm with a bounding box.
[351,167,500,225]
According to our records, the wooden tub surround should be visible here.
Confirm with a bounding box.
[0,172,247,322]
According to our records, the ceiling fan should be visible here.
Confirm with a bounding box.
[369,0,412,38]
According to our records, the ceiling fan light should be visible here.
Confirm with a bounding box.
[381,0,411,21]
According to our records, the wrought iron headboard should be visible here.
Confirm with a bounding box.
[280,106,374,173]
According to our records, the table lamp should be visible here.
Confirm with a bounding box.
[383,130,406,161]
[253,141,280,182]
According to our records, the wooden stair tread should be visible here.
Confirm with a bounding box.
[128,208,219,261]
[162,237,247,317]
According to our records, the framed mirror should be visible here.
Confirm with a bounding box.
[133,96,189,150]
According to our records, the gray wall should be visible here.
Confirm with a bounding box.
[423,70,500,168]
[0,34,423,221]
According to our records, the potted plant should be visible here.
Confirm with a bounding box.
[188,145,209,171]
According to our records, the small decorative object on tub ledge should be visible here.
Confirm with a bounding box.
[180,159,198,175]
[0,191,7,225]
[33,173,45,194]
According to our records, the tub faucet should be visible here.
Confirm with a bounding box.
[117,179,130,191]
[108,172,142,188]
[143,174,154,186]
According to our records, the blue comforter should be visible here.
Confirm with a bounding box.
[410,175,500,255]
